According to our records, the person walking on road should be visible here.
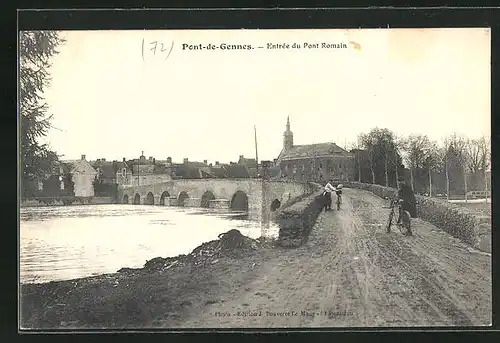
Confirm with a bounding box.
[323,179,336,211]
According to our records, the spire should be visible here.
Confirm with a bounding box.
[283,115,293,150]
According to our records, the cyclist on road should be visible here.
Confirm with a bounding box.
[395,176,417,223]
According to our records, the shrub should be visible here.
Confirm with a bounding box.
[275,190,326,248]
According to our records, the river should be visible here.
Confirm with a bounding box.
[20,205,279,284]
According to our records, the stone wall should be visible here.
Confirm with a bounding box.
[209,199,230,209]
[123,174,172,187]
[90,197,114,204]
[183,198,201,207]
[344,181,491,253]
[275,190,326,247]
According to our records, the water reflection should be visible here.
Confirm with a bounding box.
[20,205,278,284]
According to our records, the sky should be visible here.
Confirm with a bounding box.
[39,28,491,164]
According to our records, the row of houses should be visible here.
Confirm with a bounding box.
[36,152,281,200]
[34,117,358,201]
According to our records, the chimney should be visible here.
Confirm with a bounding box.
[97,159,101,162]
[153,158,156,164]
[123,157,126,162]
[240,155,244,160]
[183,158,188,164]
[209,163,213,167]
[81,154,86,160]
[102,158,106,162]
[167,157,172,164]
[149,156,153,161]
[215,161,219,166]
[203,160,207,165]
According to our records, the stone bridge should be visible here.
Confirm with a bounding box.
[118,179,316,221]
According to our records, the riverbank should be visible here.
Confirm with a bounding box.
[20,230,275,329]
[21,197,116,207]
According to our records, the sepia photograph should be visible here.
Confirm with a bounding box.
[19,27,491,329]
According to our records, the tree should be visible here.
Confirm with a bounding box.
[402,135,432,192]
[360,133,376,184]
[393,135,406,184]
[480,136,491,201]
[448,134,468,201]
[349,139,363,182]
[20,31,65,199]
[464,135,490,200]
[422,140,440,197]
[359,128,400,187]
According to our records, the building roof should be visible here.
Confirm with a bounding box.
[59,159,97,175]
[173,164,202,179]
[278,142,350,162]
[153,164,167,174]
[186,161,208,168]
[209,166,228,178]
[114,161,131,171]
[225,164,251,178]
[239,157,257,167]
[200,169,216,178]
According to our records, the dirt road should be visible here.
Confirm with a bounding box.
[175,188,491,328]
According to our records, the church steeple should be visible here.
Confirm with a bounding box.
[283,116,294,150]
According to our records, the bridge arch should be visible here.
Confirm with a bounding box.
[178,191,189,207]
[145,192,155,205]
[133,193,141,205]
[231,190,248,212]
[123,194,129,204]
[201,190,216,208]
[160,191,170,206]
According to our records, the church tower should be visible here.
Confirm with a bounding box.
[283,116,294,150]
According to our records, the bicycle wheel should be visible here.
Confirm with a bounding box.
[401,210,412,235]
[386,210,393,233]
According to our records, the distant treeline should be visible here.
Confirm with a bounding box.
[350,128,490,199]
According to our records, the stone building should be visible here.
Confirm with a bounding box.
[276,117,355,183]
[91,158,131,197]
[57,155,97,197]
[123,152,172,186]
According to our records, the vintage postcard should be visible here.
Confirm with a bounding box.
[19,27,491,330]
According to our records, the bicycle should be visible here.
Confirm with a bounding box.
[385,198,412,236]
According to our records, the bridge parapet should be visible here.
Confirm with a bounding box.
[117,179,317,228]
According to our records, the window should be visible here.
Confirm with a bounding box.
[339,163,342,169]
[122,168,126,177]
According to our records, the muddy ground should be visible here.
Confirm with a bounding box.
[20,189,491,329]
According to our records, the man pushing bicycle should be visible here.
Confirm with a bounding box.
[395,176,417,223]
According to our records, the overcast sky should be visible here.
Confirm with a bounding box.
[40,28,490,164]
